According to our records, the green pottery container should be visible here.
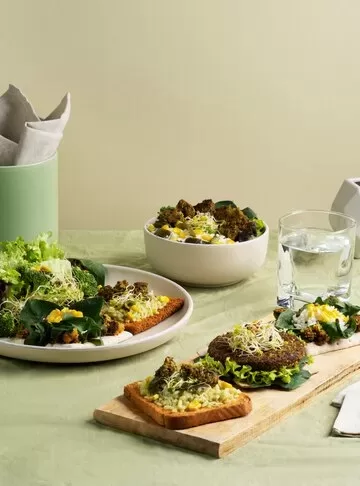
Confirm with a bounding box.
[0,153,58,242]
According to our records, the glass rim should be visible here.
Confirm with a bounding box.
[279,209,357,231]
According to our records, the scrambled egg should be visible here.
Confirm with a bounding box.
[293,303,349,330]
[46,308,83,324]
[125,295,170,322]
[32,264,51,273]
[305,304,349,324]
[148,217,234,244]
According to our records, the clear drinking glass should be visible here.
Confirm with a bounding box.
[277,210,357,309]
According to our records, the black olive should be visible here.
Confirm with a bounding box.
[154,220,165,228]
[154,228,171,239]
[184,237,203,244]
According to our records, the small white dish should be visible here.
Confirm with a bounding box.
[143,217,269,287]
[0,264,193,364]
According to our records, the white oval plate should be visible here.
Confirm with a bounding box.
[0,265,193,364]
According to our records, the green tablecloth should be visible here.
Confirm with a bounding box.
[1,230,360,486]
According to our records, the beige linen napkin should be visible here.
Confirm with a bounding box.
[332,388,360,437]
[0,84,70,166]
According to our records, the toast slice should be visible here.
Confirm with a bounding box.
[124,381,252,430]
[124,297,184,335]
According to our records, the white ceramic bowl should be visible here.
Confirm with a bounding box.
[143,218,269,287]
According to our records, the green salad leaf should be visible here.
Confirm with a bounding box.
[24,232,65,263]
[20,297,105,347]
[215,200,237,209]
[24,321,49,346]
[254,219,266,236]
[274,296,360,343]
[275,309,297,332]
[321,319,357,342]
[0,232,64,287]
[49,316,102,343]
[20,299,59,326]
[195,354,312,390]
[70,297,104,323]
[242,207,258,219]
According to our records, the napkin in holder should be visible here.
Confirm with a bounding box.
[0,84,70,166]
[0,85,71,242]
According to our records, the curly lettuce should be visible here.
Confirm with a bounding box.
[196,354,313,390]
[0,232,64,287]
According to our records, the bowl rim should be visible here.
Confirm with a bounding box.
[143,216,269,247]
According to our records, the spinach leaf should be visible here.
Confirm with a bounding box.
[20,299,59,328]
[214,200,237,209]
[343,302,360,317]
[313,296,326,306]
[20,296,104,347]
[23,320,51,347]
[242,207,258,220]
[50,316,102,342]
[275,309,297,331]
[275,368,312,390]
[70,297,104,323]
[322,319,356,342]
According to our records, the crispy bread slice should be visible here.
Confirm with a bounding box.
[124,297,184,335]
[124,381,252,430]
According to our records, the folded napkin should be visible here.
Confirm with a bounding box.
[332,388,360,437]
[0,84,70,166]
[331,380,360,408]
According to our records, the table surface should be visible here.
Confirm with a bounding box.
[1,230,360,486]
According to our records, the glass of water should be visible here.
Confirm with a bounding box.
[277,209,357,309]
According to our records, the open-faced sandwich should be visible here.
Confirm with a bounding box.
[147,199,266,245]
[0,233,184,347]
[124,356,252,429]
[97,280,184,335]
[274,296,360,356]
[196,320,313,390]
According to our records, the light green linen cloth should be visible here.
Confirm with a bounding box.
[1,230,360,486]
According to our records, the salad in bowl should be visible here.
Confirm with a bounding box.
[147,199,266,245]
[144,199,269,287]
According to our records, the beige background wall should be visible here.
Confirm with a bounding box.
[1,1,360,230]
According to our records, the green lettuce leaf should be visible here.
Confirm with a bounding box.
[0,232,64,287]
[24,232,64,263]
[196,354,312,390]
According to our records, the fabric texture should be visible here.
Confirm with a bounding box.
[1,229,360,486]
[0,84,70,166]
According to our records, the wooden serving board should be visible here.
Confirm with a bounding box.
[93,316,360,458]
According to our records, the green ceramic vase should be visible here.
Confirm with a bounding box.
[0,153,58,242]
